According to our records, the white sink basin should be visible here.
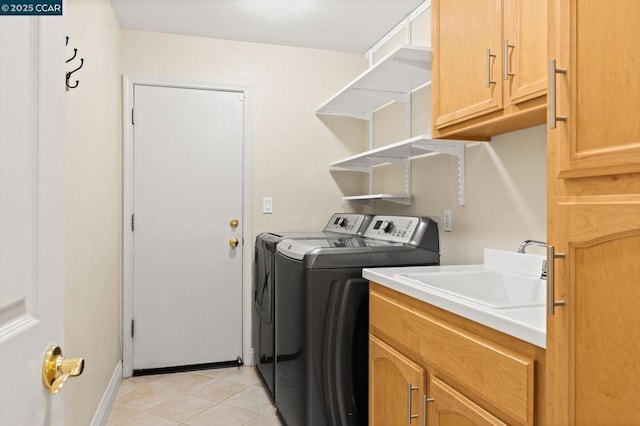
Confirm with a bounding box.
[395,269,545,309]
[363,249,548,347]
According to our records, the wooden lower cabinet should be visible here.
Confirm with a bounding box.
[369,283,544,426]
[429,375,506,426]
[370,335,425,426]
[546,197,640,424]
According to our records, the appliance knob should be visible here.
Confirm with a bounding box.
[338,218,347,227]
[382,221,394,233]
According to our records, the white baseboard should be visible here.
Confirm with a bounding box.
[90,360,123,426]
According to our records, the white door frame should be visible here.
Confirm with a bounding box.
[122,75,252,377]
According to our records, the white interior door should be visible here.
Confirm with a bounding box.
[132,84,244,371]
[0,16,66,425]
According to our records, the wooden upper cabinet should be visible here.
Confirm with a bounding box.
[369,334,425,426]
[431,0,503,128]
[549,0,640,178]
[504,0,547,105]
[432,0,547,139]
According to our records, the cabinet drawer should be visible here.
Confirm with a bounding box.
[370,290,534,425]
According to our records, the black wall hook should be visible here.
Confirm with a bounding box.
[67,48,77,63]
[65,36,84,90]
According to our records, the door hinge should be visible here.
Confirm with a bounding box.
[131,319,135,338]
[131,214,134,232]
[131,108,135,125]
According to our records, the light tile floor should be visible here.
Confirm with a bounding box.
[106,366,283,426]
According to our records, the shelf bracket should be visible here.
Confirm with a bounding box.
[456,143,466,206]
[394,196,412,206]
[412,141,466,206]
[350,87,409,103]
[329,165,372,173]
[342,194,411,206]
[367,156,407,165]
[368,114,374,194]
[404,157,411,198]
[403,91,411,201]
[365,1,430,60]
[393,58,430,70]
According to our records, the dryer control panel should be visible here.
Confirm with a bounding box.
[364,215,421,244]
[323,213,371,235]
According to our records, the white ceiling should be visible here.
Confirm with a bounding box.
[109,0,424,53]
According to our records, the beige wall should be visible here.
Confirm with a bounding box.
[369,124,547,265]
[363,5,546,265]
[65,1,122,425]
[120,31,368,238]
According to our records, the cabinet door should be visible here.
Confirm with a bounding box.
[549,0,640,178]
[432,0,502,129]
[429,375,507,426]
[503,0,546,105]
[546,197,640,424]
[370,335,425,426]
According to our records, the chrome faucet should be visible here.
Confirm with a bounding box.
[517,239,546,254]
[517,239,548,279]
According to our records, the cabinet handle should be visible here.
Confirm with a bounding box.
[549,59,567,129]
[503,39,514,80]
[485,48,497,88]
[422,395,434,426]
[547,245,566,315]
[407,383,419,424]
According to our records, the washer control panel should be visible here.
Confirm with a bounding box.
[323,213,371,235]
[364,215,420,243]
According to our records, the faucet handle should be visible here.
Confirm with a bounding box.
[541,260,547,280]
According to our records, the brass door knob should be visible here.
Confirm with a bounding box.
[229,219,239,228]
[229,237,239,248]
[42,345,85,395]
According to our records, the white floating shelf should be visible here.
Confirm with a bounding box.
[317,45,432,120]
[342,194,412,206]
[329,135,465,170]
[332,135,470,206]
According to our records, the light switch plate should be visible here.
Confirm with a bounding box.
[443,210,452,232]
[263,197,273,214]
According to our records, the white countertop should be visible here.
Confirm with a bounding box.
[363,250,547,348]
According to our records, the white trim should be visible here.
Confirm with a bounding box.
[122,76,134,377]
[121,75,253,376]
[241,87,253,366]
[90,361,122,426]
[28,17,38,322]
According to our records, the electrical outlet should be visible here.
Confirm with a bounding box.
[443,210,452,232]
[263,197,273,214]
